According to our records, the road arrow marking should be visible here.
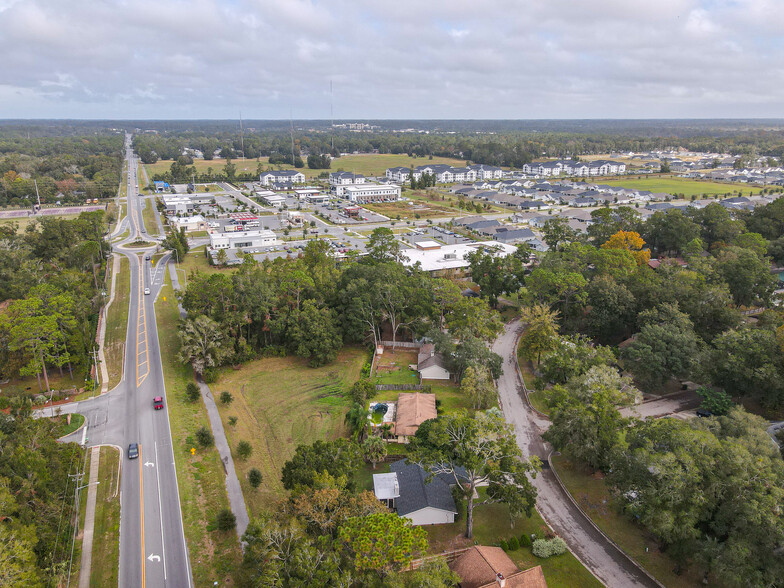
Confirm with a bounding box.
[144,461,155,468]
[147,553,161,562]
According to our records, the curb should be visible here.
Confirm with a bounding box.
[547,451,666,588]
[57,414,88,441]
[509,320,550,420]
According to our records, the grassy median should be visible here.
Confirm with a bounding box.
[155,274,242,585]
[104,256,130,390]
[90,446,121,588]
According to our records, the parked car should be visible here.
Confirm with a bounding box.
[128,443,139,459]
[696,408,713,418]
[153,396,164,410]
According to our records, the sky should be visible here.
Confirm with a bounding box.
[0,0,782,120]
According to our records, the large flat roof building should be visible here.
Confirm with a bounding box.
[342,183,401,203]
[210,229,280,250]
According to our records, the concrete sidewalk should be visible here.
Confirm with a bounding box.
[78,446,101,588]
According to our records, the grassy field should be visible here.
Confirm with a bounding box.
[52,413,85,437]
[373,381,474,415]
[425,488,602,588]
[154,274,242,585]
[145,153,468,181]
[374,349,419,385]
[0,213,81,232]
[90,446,121,588]
[179,244,228,277]
[1,371,83,399]
[600,176,765,197]
[213,347,368,515]
[104,256,129,390]
[364,200,456,220]
[551,456,702,587]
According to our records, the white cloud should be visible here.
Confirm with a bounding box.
[0,0,781,118]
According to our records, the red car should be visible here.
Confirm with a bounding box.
[153,396,164,410]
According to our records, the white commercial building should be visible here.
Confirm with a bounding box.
[162,195,194,215]
[170,214,207,233]
[210,229,280,250]
[342,183,401,203]
[401,241,517,275]
[258,170,305,186]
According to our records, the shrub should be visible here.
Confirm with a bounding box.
[228,416,238,427]
[185,382,200,402]
[507,536,519,551]
[236,440,253,460]
[248,468,262,488]
[203,368,218,384]
[520,533,531,548]
[499,539,509,551]
[532,537,568,559]
[195,426,214,447]
[215,508,236,531]
[220,391,234,405]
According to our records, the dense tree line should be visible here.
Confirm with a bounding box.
[0,212,110,392]
[0,134,123,207]
[175,232,504,380]
[0,410,86,587]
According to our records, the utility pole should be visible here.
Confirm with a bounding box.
[34,178,41,213]
[330,80,334,153]
[239,111,245,162]
[290,109,296,167]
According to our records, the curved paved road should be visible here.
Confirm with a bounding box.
[493,319,660,588]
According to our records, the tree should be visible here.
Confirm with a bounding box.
[185,381,201,402]
[0,526,43,588]
[525,267,587,325]
[601,230,650,266]
[518,304,560,364]
[409,410,539,538]
[281,439,362,493]
[347,379,376,405]
[366,227,403,263]
[178,314,229,376]
[460,365,496,410]
[585,274,636,343]
[247,468,263,489]
[362,436,387,469]
[643,209,700,255]
[228,416,238,427]
[281,300,342,367]
[219,391,234,405]
[345,402,369,441]
[539,335,616,385]
[714,246,777,307]
[338,513,428,574]
[541,217,577,251]
[466,247,526,307]
[195,425,214,447]
[587,207,641,246]
[215,508,236,531]
[622,303,700,390]
[696,387,733,416]
[216,248,227,265]
[236,440,253,460]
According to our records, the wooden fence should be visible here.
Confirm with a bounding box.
[375,384,431,392]
[380,341,422,350]
[403,547,473,571]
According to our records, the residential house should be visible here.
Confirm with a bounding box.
[373,460,458,526]
[395,392,438,442]
[386,167,412,183]
[450,546,548,588]
[468,164,504,180]
[329,171,365,187]
[417,346,451,380]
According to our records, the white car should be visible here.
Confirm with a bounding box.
[144,288,150,295]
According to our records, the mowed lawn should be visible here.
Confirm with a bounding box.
[145,153,467,180]
[600,176,765,197]
[90,446,121,588]
[551,456,703,588]
[214,347,368,515]
[154,274,242,585]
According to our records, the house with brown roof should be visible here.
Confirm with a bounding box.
[394,392,437,442]
[450,546,548,588]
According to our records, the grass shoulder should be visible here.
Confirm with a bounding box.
[104,256,130,390]
[155,275,242,585]
[551,455,703,588]
[90,446,121,588]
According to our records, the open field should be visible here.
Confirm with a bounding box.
[141,196,158,234]
[145,153,468,181]
[104,257,129,390]
[1,371,83,400]
[551,456,702,588]
[89,446,121,588]
[600,176,766,197]
[364,200,456,220]
[179,244,228,276]
[0,212,82,232]
[374,349,419,385]
[213,347,368,515]
[155,274,242,585]
[425,488,602,588]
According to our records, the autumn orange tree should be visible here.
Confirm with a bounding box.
[601,230,651,265]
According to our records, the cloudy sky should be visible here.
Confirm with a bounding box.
[0,0,782,119]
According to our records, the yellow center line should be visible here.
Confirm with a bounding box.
[139,444,146,588]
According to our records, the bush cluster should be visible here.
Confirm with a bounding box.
[532,537,568,558]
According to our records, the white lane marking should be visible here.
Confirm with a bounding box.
[154,441,167,580]
[147,554,161,562]
[144,461,155,468]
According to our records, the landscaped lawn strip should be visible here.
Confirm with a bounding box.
[90,446,121,588]
[155,274,242,585]
[104,256,129,390]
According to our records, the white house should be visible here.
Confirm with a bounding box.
[258,170,305,186]
[374,460,458,526]
[417,344,451,380]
